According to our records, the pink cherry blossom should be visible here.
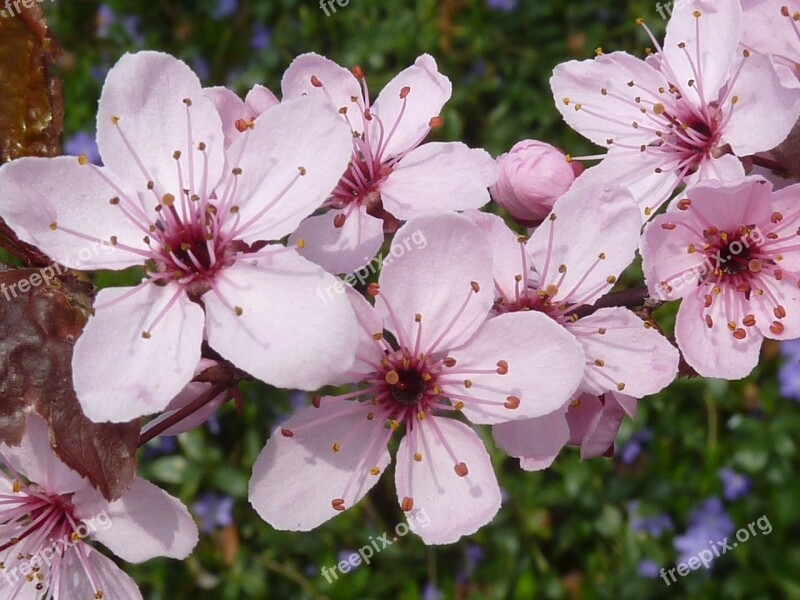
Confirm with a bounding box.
[0,415,197,599]
[249,214,584,544]
[641,176,800,379]
[0,51,360,423]
[282,53,498,274]
[551,1,800,219]
[468,179,678,468]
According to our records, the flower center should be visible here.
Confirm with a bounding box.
[378,351,439,417]
[701,225,764,283]
[387,367,427,406]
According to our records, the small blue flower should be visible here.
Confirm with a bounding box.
[213,0,238,19]
[779,340,800,401]
[251,24,272,50]
[629,503,673,536]
[619,428,653,464]
[718,468,750,501]
[673,497,734,568]
[96,4,114,38]
[193,492,235,534]
[487,0,517,11]
[422,582,444,600]
[637,559,660,578]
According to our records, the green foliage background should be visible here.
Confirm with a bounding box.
[38,1,800,598]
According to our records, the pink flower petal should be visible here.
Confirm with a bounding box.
[466,210,528,300]
[575,393,627,459]
[526,179,641,306]
[369,54,452,159]
[244,84,280,114]
[662,0,742,104]
[73,284,204,422]
[249,398,391,530]
[550,51,670,147]
[641,215,707,301]
[281,52,365,134]
[73,478,198,562]
[686,152,745,185]
[204,252,359,390]
[206,84,280,150]
[565,393,603,444]
[567,308,679,398]
[60,546,144,600]
[444,311,584,424]
[0,415,85,495]
[769,183,800,272]
[204,85,246,149]
[379,142,496,220]
[676,178,773,234]
[577,151,681,219]
[492,407,570,469]
[675,289,762,379]
[753,277,800,340]
[223,95,353,243]
[723,52,800,155]
[395,417,500,544]
[343,286,387,381]
[375,214,494,353]
[0,157,146,269]
[97,52,225,203]
[290,206,385,274]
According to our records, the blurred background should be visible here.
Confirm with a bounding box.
[29,0,800,598]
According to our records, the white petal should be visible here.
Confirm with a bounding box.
[97,51,225,203]
[73,283,204,422]
[290,206,385,274]
[395,418,500,545]
[204,252,359,390]
[380,142,496,220]
[445,311,584,424]
[492,407,570,469]
[568,308,679,398]
[223,95,353,242]
[249,399,391,530]
[0,157,147,269]
[375,214,494,353]
[73,477,198,562]
[527,178,641,306]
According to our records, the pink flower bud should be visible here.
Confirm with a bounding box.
[490,140,582,225]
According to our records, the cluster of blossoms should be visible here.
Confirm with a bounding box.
[0,0,799,595]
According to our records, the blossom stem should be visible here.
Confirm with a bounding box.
[571,286,655,319]
[748,154,792,177]
[0,218,53,268]
[137,383,231,447]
